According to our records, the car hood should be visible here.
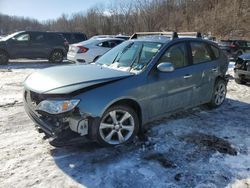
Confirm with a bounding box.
[24,64,132,94]
[239,53,250,61]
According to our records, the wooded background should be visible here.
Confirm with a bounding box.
[0,0,249,39]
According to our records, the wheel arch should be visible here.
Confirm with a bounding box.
[215,75,228,83]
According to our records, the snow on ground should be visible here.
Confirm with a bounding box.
[0,61,249,188]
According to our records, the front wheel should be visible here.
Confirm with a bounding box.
[49,50,64,63]
[207,79,227,108]
[97,105,139,146]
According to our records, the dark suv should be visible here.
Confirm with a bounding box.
[57,32,87,44]
[218,40,250,60]
[0,31,68,64]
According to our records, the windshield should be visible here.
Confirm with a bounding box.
[95,41,162,73]
[1,31,23,41]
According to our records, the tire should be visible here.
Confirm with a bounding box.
[96,105,139,146]
[207,79,227,108]
[0,51,9,65]
[49,50,63,63]
[235,78,246,85]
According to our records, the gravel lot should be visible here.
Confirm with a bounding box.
[0,61,249,188]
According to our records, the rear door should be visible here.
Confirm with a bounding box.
[29,32,48,58]
[187,41,219,105]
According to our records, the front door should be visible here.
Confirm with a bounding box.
[145,42,197,119]
[7,32,31,58]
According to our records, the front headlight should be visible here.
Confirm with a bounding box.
[36,99,80,115]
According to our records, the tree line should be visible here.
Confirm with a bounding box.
[0,0,249,39]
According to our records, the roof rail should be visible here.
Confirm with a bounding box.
[177,32,202,38]
[129,31,202,40]
[129,32,178,40]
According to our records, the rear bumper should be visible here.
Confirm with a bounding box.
[67,52,93,63]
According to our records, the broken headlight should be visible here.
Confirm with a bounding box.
[36,99,80,115]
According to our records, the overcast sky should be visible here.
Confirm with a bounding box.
[0,0,125,22]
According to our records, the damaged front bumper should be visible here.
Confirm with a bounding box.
[23,90,92,142]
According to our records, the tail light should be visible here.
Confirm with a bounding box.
[64,39,69,46]
[77,46,89,53]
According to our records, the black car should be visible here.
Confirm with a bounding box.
[234,53,250,84]
[0,31,68,65]
[218,40,250,60]
[57,32,87,44]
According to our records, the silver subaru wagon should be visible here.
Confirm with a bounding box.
[23,32,229,147]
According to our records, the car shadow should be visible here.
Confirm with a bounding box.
[51,98,250,187]
[0,59,72,70]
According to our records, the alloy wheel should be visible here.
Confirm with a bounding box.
[51,51,63,63]
[214,82,226,105]
[99,110,135,145]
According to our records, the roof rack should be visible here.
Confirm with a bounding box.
[129,32,202,40]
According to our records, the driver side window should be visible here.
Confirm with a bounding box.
[158,43,188,69]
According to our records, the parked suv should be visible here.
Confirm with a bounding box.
[57,32,87,44]
[0,31,68,64]
[234,53,250,84]
[218,40,250,60]
[23,32,229,147]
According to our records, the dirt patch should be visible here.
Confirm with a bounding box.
[183,132,237,156]
[143,153,177,168]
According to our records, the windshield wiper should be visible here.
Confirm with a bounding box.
[110,42,134,65]
[129,44,144,71]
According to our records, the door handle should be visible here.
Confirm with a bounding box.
[183,74,192,79]
[212,68,218,72]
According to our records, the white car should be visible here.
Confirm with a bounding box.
[67,38,124,63]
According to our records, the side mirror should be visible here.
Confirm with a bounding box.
[157,62,174,72]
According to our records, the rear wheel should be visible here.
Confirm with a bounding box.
[49,50,63,63]
[97,105,139,146]
[207,79,227,108]
[0,51,9,65]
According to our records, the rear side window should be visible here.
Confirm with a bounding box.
[98,41,110,48]
[74,34,86,41]
[190,42,212,64]
[31,33,45,42]
[210,45,220,59]
[46,33,63,42]
[109,40,123,48]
